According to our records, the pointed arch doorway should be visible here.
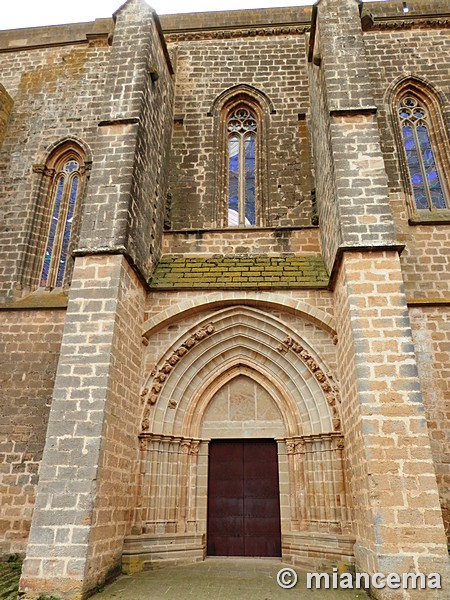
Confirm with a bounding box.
[207,439,281,557]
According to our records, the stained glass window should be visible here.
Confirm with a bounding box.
[399,96,447,211]
[40,158,81,288]
[227,107,257,226]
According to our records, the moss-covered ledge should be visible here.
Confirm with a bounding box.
[149,254,329,290]
[0,289,68,310]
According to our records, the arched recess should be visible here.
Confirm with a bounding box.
[387,76,450,216]
[140,305,339,438]
[18,137,92,292]
[142,292,336,338]
[209,84,273,226]
[135,305,350,546]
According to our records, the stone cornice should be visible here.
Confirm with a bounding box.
[367,16,450,31]
[165,25,309,43]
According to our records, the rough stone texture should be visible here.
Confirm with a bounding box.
[0,1,449,598]
[333,251,450,599]
[75,0,174,280]
[0,22,111,303]
[149,254,328,289]
[309,0,399,274]
[0,84,13,151]
[410,307,450,539]
[0,309,65,557]
[363,21,450,300]
[164,27,313,230]
[18,255,146,599]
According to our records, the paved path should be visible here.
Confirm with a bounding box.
[91,558,369,600]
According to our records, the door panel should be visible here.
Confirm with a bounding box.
[207,439,281,557]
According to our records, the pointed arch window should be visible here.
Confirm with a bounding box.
[20,141,90,293]
[227,106,258,226]
[40,156,82,288]
[398,95,447,211]
[392,81,450,220]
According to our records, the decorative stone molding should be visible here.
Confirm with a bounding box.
[165,25,309,43]
[140,323,215,431]
[369,18,450,31]
[277,336,341,431]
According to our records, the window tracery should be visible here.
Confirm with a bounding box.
[391,80,450,219]
[20,140,90,293]
[227,106,257,226]
[41,157,81,288]
[398,95,447,211]
[210,86,271,228]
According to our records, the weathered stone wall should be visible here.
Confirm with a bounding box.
[0,24,112,302]
[363,21,450,300]
[162,227,321,255]
[0,309,65,557]
[0,84,13,150]
[165,26,313,229]
[334,252,450,598]
[410,306,450,538]
[19,256,146,599]
[76,1,175,279]
[308,30,340,271]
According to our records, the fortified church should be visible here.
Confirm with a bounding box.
[1,0,450,598]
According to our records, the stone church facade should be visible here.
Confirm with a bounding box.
[1,0,450,598]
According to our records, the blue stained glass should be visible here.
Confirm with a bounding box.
[228,136,239,226]
[399,96,447,211]
[416,125,446,209]
[64,160,79,174]
[41,176,65,286]
[244,135,256,225]
[56,175,79,286]
[402,125,428,210]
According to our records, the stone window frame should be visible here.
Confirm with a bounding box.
[390,78,450,225]
[19,139,91,293]
[209,85,274,228]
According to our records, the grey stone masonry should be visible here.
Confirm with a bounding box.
[19,255,146,599]
[309,0,399,274]
[75,0,174,281]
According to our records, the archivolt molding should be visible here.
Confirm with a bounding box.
[369,18,450,31]
[277,336,341,431]
[140,306,339,437]
[165,25,309,43]
[142,293,336,338]
[140,322,215,426]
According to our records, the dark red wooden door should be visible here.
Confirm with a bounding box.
[207,440,281,557]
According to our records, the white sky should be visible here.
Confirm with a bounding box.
[0,0,389,31]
